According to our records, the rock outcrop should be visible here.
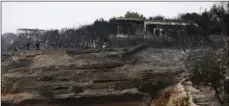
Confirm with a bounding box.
[1,46,187,106]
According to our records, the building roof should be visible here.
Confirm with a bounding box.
[110,18,193,26]
[17,28,45,31]
[110,18,145,23]
[145,21,190,26]
[112,17,145,21]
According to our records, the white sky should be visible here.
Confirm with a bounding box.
[2,2,217,33]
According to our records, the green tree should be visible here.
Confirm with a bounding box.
[209,2,229,49]
[178,12,200,23]
[191,57,224,104]
[149,15,165,21]
[190,50,229,105]
[124,11,146,19]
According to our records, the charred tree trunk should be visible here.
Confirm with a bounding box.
[213,85,225,105]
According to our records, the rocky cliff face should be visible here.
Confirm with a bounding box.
[1,47,188,106]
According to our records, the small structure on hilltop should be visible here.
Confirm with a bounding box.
[110,18,192,39]
[17,28,45,41]
[110,18,145,38]
[16,28,45,50]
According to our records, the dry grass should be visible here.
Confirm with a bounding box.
[152,83,192,106]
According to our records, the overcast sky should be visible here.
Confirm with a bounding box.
[2,2,217,34]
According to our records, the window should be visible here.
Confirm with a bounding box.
[154,28,162,36]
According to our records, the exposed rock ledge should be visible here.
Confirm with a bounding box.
[1,46,188,106]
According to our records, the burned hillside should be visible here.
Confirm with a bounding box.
[2,2,229,106]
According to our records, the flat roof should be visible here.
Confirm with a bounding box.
[145,21,190,26]
[17,28,45,31]
[112,17,145,21]
[110,18,145,23]
[111,18,192,26]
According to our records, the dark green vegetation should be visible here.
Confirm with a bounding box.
[190,49,229,105]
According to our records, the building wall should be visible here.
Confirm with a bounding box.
[145,24,187,38]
